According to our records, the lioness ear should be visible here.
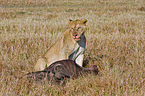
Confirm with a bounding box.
[81,19,88,26]
[68,19,73,25]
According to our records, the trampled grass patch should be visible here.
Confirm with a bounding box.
[0,0,145,95]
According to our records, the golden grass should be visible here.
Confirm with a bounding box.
[0,0,145,95]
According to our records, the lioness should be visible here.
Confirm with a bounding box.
[27,59,99,85]
[34,19,88,71]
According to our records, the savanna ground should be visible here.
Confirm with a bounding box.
[0,0,145,95]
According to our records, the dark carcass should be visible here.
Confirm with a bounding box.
[26,59,99,85]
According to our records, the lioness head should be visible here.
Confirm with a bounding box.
[68,19,88,41]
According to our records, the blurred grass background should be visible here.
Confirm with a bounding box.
[0,0,145,95]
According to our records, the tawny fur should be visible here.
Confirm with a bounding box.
[34,19,88,71]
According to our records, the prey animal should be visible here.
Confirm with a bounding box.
[26,59,99,85]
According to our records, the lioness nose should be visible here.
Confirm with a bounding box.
[73,34,78,37]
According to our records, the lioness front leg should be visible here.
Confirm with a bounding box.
[34,57,48,71]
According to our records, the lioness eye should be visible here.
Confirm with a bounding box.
[77,27,81,30]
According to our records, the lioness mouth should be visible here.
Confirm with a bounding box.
[73,37,81,41]
[74,38,80,41]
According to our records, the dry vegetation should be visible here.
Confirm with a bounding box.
[0,0,145,95]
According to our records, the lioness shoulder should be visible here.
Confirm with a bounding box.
[34,19,88,71]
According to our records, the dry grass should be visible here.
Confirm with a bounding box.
[0,0,145,95]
